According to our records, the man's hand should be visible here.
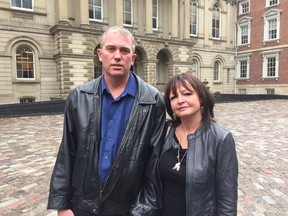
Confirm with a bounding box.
[58,209,74,216]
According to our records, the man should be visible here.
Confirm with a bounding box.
[47,26,166,216]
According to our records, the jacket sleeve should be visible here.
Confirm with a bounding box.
[131,94,166,216]
[216,132,238,215]
[47,100,77,210]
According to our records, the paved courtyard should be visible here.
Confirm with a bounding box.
[0,99,287,216]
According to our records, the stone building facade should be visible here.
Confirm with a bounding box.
[0,0,237,104]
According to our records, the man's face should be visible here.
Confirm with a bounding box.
[97,32,137,78]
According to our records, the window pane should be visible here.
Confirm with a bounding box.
[23,0,32,9]
[12,0,21,7]
[16,45,34,79]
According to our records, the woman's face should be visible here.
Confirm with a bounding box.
[169,83,202,121]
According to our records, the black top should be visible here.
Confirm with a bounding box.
[159,134,187,216]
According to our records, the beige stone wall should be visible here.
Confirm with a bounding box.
[0,0,238,104]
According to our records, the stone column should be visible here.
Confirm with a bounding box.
[79,0,89,26]
[57,0,69,23]
[115,0,124,26]
[145,0,153,34]
[171,0,179,38]
[183,0,190,40]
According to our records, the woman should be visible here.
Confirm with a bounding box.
[159,73,238,216]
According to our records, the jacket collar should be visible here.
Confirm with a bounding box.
[79,72,157,105]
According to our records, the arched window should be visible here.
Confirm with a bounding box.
[190,0,198,36]
[212,4,221,39]
[192,59,198,77]
[213,61,221,82]
[94,45,102,79]
[16,45,34,79]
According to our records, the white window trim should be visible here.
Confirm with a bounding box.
[213,61,221,82]
[15,45,36,80]
[239,0,250,15]
[89,0,103,22]
[237,21,251,46]
[190,0,198,36]
[265,0,279,8]
[212,4,221,39]
[152,0,158,30]
[236,55,250,79]
[263,10,281,42]
[10,0,33,11]
[262,51,279,79]
[123,0,133,27]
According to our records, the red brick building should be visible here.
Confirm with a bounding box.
[236,0,288,95]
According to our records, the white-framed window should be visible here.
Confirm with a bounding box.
[123,0,133,26]
[11,0,32,10]
[266,88,275,94]
[239,1,249,14]
[152,0,158,30]
[237,56,250,79]
[212,4,221,39]
[16,45,35,79]
[89,0,103,21]
[191,59,198,77]
[19,97,35,103]
[266,0,279,7]
[190,0,198,36]
[213,61,221,82]
[264,11,281,41]
[237,17,251,46]
[262,52,279,79]
[238,89,246,94]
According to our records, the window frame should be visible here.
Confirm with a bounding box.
[212,4,221,39]
[236,56,250,79]
[263,11,281,42]
[266,0,279,7]
[213,60,221,82]
[89,0,103,21]
[123,0,133,26]
[15,45,35,80]
[190,0,198,36]
[262,52,279,79]
[239,1,250,15]
[152,0,158,30]
[10,0,33,11]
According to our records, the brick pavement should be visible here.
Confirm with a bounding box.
[0,100,287,216]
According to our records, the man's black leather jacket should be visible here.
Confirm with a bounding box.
[162,122,238,216]
[47,74,166,215]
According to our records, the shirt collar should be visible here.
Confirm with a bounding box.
[101,73,137,98]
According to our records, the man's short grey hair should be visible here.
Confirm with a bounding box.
[99,26,136,52]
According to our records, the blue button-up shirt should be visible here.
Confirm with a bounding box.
[99,73,136,187]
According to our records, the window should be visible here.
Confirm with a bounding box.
[123,0,132,26]
[20,98,35,103]
[94,46,102,78]
[191,59,198,77]
[212,4,221,39]
[239,1,249,14]
[266,89,275,94]
[89,0,103,21]
[11,0,32,10]
[152,0,158,29]
[266,0,278,7]
[262,53,279,79]
[16,45,34,79]
[238,89,246,94]
[264,10,281,41]
[190,0,198,36]
[237,18,251,46]
[237,56,250,79]
[213,61,221,82]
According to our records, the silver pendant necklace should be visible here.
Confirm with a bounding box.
[172,145,188,171]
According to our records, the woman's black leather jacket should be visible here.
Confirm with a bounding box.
[161,122,238,216]
[47,74,166,215]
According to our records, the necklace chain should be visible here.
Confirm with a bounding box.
[172,145,187,171]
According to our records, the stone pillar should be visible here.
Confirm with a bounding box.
[171,0,179,38]
[183,0,190,40]
[115,0,124,26]
[145,0,153,34]
[79,0,89,26]
[57,0,69,23]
